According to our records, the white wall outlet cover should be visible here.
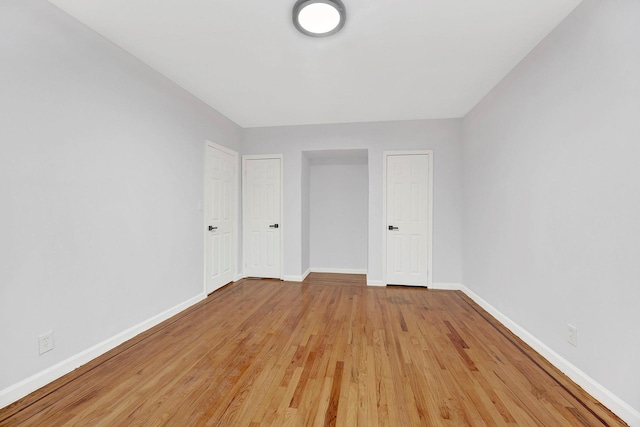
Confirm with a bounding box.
[38,331,54,355]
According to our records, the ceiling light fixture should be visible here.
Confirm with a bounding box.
[293,0,346,37]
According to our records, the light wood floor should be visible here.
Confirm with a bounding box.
[0,273,626,426]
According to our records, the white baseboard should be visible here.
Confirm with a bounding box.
[430,282,463,290]
[310,268,367,275]
[366,279,385,287]
[0,293,206,409]
[282,268,311,282]
[459,284,640,427]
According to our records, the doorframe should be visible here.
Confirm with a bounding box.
[241,154,284,280]
[203,140,239,294]
[382,150,433,287]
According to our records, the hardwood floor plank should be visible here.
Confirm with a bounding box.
[0,274,627,426]
[324,361,344,427]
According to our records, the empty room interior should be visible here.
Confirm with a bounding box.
[1,0,639,425]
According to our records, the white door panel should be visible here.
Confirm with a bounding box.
[205,142,236,294]
[243,157,282,279]
[385,153,430,286]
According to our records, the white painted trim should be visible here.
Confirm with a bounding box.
[366,279,385,287]
[242,154,284,280]
[430,282,463,290]
[234,273,246,282]
[0,293,206,409]
[382,150,434,288]
[459,285,640,427]
[204,140,239,295]
[310,267,367,275]
[281,268,311,282]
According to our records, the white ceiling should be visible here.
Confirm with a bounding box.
[47,0,581,128]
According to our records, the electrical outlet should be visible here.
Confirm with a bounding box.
[567,324,578,347]
[38,331,54,355]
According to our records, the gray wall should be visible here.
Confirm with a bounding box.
[242,120,463,284]
[0,0,241,393]
[462,0,640,414]
[310,161,369,272]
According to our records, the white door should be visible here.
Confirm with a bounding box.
[243,156,282,279]
[385,153,432,286]
[205,142,237,294]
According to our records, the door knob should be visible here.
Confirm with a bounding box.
[208,226,218,231]
[269,224,279,229]
[388,225,399,230]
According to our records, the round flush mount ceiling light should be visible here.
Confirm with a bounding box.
[293,0,346,37]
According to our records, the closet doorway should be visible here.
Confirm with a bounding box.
[306,149,368,275]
